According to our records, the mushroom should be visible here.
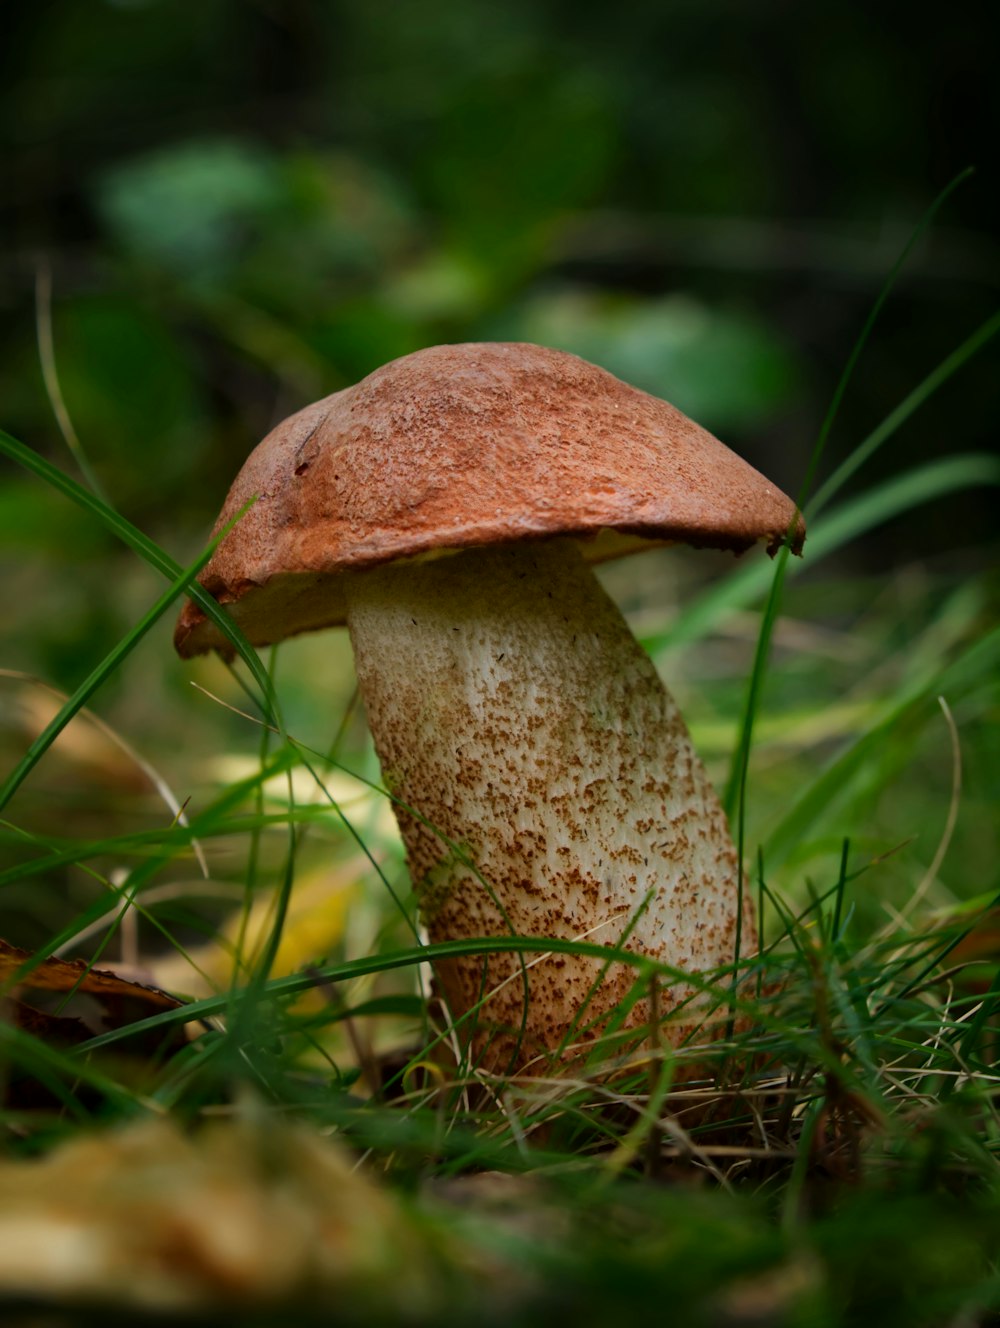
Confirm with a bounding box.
[176,343,804,1073]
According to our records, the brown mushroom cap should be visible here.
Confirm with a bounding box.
[175,341,804,657]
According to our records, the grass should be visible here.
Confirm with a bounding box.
[0,192,999,1324]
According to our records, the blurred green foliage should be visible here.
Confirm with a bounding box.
[2,0,996,539]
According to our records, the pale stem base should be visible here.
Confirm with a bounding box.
[345,539,752,1072]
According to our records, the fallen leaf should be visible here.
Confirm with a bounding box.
[0,1116,443,1313]
[1,939,188,1112]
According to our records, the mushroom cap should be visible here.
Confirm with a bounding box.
[175,341,804,656]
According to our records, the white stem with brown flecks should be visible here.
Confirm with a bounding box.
[344,539,751,1072]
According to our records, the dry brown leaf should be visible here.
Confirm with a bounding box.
[1,939,184,1013]
[1,939,189,1110]
[0,1117,442,1313]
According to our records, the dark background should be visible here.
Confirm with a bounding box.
[2,1,996,536]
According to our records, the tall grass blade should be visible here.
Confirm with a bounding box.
[794,166,973,507]
[764,625,1000,868]
[808,307,1000,517]
[715,172,974,837]
[34,259,111,505]
[0,428,280,726]
[0,550,211,812]
[651,453,1000,654]
[0,500,255,814]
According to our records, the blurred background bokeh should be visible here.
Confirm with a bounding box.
[1,1,997,970]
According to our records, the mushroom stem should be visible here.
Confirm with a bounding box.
[344,538,751,1071]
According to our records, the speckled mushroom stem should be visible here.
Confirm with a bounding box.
[344,538,752,1072]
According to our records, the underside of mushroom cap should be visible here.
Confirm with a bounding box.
[175,341,805,657]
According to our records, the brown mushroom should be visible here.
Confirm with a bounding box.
[176,342,804,1073]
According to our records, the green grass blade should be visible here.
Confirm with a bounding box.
[808,307,1000,517]
[74,934,666,1055]
[764,624,1000,868]
[0,757,309,893]
[724,542,792,820]
[796,454,1000,560]
[0,427,279,725]
[709,172,974,835]
[35,260,111,505]
[650,453,1000,655]
[793,166,973,509]
[0,539,222,813]
[0,1023,121,1119]
[0,490,264,814]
